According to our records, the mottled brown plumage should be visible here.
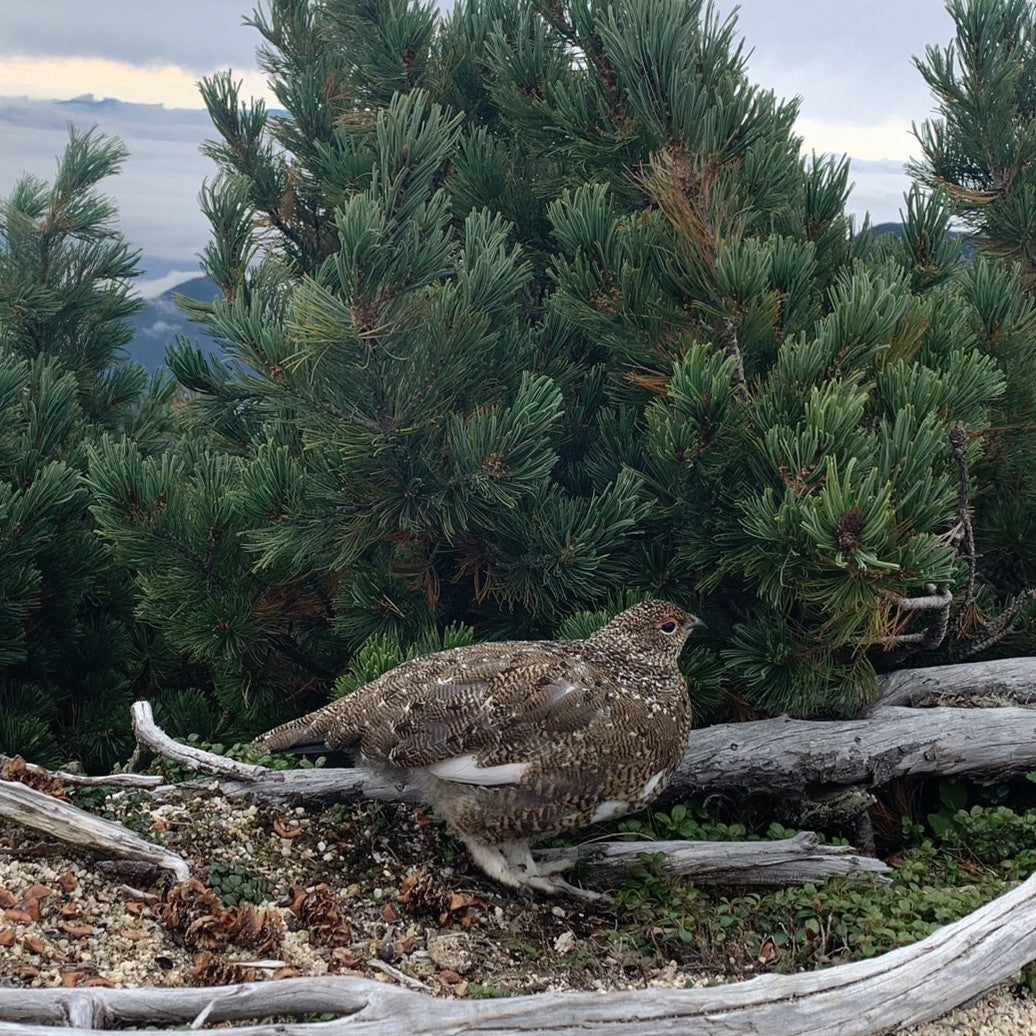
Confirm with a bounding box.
[257,601,703,897]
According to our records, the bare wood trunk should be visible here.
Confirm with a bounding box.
[668,703,1036,800]
[1,871,1034,1034]
[0,778,190,882]
[538,830,891,884]
[0,755,163,790]
[130,701,267,780]
[875,657,1036,707]
[154,703,1036,806]
[134,687,1036,818]
[152,765,420,806]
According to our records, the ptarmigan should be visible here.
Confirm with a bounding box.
[257,600,704,898]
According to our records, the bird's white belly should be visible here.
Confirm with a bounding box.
[590,799,631,822]
[589,770,668,823]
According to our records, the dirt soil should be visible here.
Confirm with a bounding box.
[0,783,728,996]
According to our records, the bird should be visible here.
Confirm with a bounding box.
[256,600,704,898]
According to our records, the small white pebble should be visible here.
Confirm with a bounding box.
[551,906,566,918]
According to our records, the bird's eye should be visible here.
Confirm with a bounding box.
[659,619,680,635]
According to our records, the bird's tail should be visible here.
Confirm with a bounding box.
[254,697,354,755]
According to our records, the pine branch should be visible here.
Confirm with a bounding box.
[956,589,1036,660]
[876,587,953,651]
[268,634,337,681]
[715,316,749,401]
[949,423,978,635]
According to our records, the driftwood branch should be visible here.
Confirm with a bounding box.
[2,871,1035,1034]
[0,755,163,790]
[129,700,418,805]
[537,830,891,885]
[875,657,1036,708]
[133,683,1036,809]
[130,701,267,781]
[0,778,190,883]
[668,703,1036,800]
[151,766,420,807]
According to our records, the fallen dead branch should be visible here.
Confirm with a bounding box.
[875,657,1036,708]
[668,703,1036,800]
[0,778,190,883]
[537,830,891,885]
[131,701,414,805]
[0,755,163,790]
[150,764,415,808]
[135,697,1036,807]
[130,701,267,781]
[1,871,1034,1034]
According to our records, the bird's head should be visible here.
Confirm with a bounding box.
[588,600,706,668]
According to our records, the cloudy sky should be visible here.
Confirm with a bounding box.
[0,0,955,293]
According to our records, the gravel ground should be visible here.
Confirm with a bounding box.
[904,987,1036,1035]
[0,777,1032,1032]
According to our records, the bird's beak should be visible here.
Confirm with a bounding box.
[688,617,707,632]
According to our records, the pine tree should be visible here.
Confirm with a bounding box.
[88,0,1036,739]
[0,128,173,769]
[911,0,1036,288]
[911,0,1036,629]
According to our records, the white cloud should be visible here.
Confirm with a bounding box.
[0,55,275,110]
[796,116,919,163]
[0,1,259,71]
[0,96,217,279]
[138,268,209,299]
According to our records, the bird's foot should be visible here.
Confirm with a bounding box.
[463,838,605,901]
[523,873,611,902]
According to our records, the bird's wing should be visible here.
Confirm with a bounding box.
[360,651,621,782]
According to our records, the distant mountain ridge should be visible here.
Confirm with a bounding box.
[129,276,221,372]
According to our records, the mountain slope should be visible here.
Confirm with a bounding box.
[130,276,221,372]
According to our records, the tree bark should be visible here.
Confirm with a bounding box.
[0,778,190,883]
[537,830,891,885]
[875,657,1036,708]
[1,871,1034,1034]
[668,703,1036,800]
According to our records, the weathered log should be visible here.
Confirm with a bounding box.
[135,695,1036,812]
[668,704,1036,800]
[1,871,1034,1034]
[875,657,1036,708]
[130,701,267,781]
[151,765,419,807]
[537,830,891,884]
[0,755,163,790]
[0,778,190,882]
